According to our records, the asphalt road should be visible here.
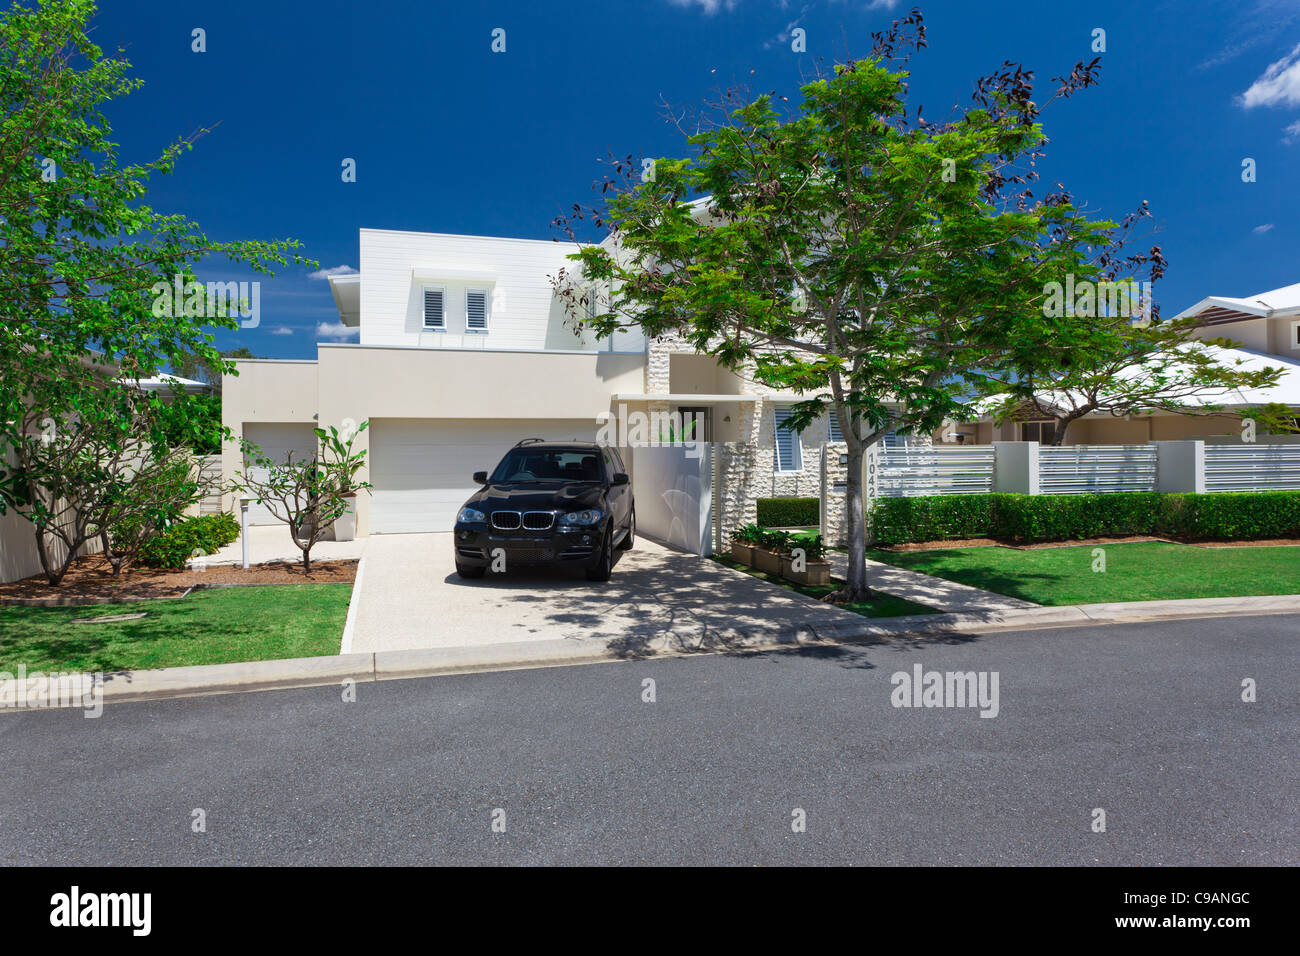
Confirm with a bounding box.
[0,615,1295,865]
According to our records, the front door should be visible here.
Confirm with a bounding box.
[675,406,711,442]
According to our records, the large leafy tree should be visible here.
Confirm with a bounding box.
[553,12,1146,601]
[0,0,310,566]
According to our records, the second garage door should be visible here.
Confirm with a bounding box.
[368,419,599,533]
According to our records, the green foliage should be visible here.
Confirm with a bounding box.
[138,513,240,569]
[0,0,311,490]
[757,528,794,553]
[756,497,820,528]
[870,492,1300,545]
[150,392,224,454]
[730,523,764,545]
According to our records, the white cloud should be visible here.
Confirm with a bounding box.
[269,326,295,335]
[316,321,359,341]
[1239,41,1300,108]
[1283,119,1300,143]
[1253,223,1275,234]
[307,265,358,280]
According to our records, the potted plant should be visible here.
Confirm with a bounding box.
[333,492,357,542]
[754,528,789,575]
[780,533,831,586]
[730,523,762,565]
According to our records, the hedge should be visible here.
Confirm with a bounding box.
[756,496,819,528]
[139,513,242,568]
[869,492,1300,546]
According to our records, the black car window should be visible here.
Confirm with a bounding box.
[490,449,603,483]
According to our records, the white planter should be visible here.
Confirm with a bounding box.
[333,500,357,542]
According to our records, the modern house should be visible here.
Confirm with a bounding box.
[948,282,1300,445]
[221,227,843,535]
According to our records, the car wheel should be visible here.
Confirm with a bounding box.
[617,508,635,551]
[585,529,613,582]
[456,562,486,579]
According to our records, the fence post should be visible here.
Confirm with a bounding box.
[1155,440,1205,493]
[993,441,1040,495]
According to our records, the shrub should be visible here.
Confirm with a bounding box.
[870,494,994,545]
[139,513,241,569]
[869,491,1300,545]
[756,496,819,528]
[730,523,764,545]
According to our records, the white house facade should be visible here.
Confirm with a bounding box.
[222,227,840,536]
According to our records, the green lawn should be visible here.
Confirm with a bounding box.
[712,555,936,618]
[869,541,1300,606]
[0,584,352,673]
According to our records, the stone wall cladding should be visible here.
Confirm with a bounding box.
[714,441,759,546]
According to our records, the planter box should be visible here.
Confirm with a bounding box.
[333,500,357,543]
[730,542,755,565]
[780,556,832,586]
[753,547,783,575]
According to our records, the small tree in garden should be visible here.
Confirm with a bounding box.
[234,423,371,573]
[0,385,207,584]
[98,451,210,575]
[552,9,1150,602]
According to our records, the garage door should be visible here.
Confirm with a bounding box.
[242,423,317,525]
[369,419,598,533]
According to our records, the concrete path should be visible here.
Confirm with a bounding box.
[828,550,1039,612]
[204,525,368,567]
[349,532,864,654]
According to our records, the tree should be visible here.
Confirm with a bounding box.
[0,383,206,584]
[0,0,311,511]
[552,11,1139,601]
[233,423,371,573]
[987,295,1286,445]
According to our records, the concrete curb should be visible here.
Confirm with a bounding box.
[2,593,1297,711]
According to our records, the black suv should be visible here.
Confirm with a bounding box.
[453,441,635,582]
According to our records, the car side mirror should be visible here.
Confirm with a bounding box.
[611,472,629,486]
[473,471,488,484]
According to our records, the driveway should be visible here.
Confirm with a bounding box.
[348,533,863,654]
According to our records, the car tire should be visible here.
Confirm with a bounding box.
[585,529,613,582]
[456,562,486,579]
[617,508,635,551]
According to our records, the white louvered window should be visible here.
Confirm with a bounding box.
[423,286,445,329]
[774,404,803,472]
[466,288,489,333]
[828,412,843,442]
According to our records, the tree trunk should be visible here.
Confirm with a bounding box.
[828,436,872,604]
[301,545,311,574]
[34,522,60,585]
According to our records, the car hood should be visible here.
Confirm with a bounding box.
[463,482,605,513]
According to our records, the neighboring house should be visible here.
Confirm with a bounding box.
[222,227,844,535]
[947,282,1300,445]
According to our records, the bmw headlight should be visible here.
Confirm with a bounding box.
[559,509,603,526]
[457,507,486,524]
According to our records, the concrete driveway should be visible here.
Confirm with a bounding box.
[348,533,862,654]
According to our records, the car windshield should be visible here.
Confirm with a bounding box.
[489,448,603,484]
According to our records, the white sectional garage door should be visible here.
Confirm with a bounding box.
[241,423,318,525]
[369,419,599,533]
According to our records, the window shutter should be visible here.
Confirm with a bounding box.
[466,289,488,331]
[828,413,843,442]
[423,288,444,328]
[774,405,802,471]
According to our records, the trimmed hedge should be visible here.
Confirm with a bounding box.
[139,513,242,569]
[757,496,819,528]
[870,492,1300,546]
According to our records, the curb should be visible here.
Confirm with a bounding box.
[2,594,1297,711]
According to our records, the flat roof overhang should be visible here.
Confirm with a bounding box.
[612,393,760,403]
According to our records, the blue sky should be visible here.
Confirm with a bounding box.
[90,0,1300,359]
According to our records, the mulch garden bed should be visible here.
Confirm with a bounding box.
[0,556,359,606]
[876,536,1300,552]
